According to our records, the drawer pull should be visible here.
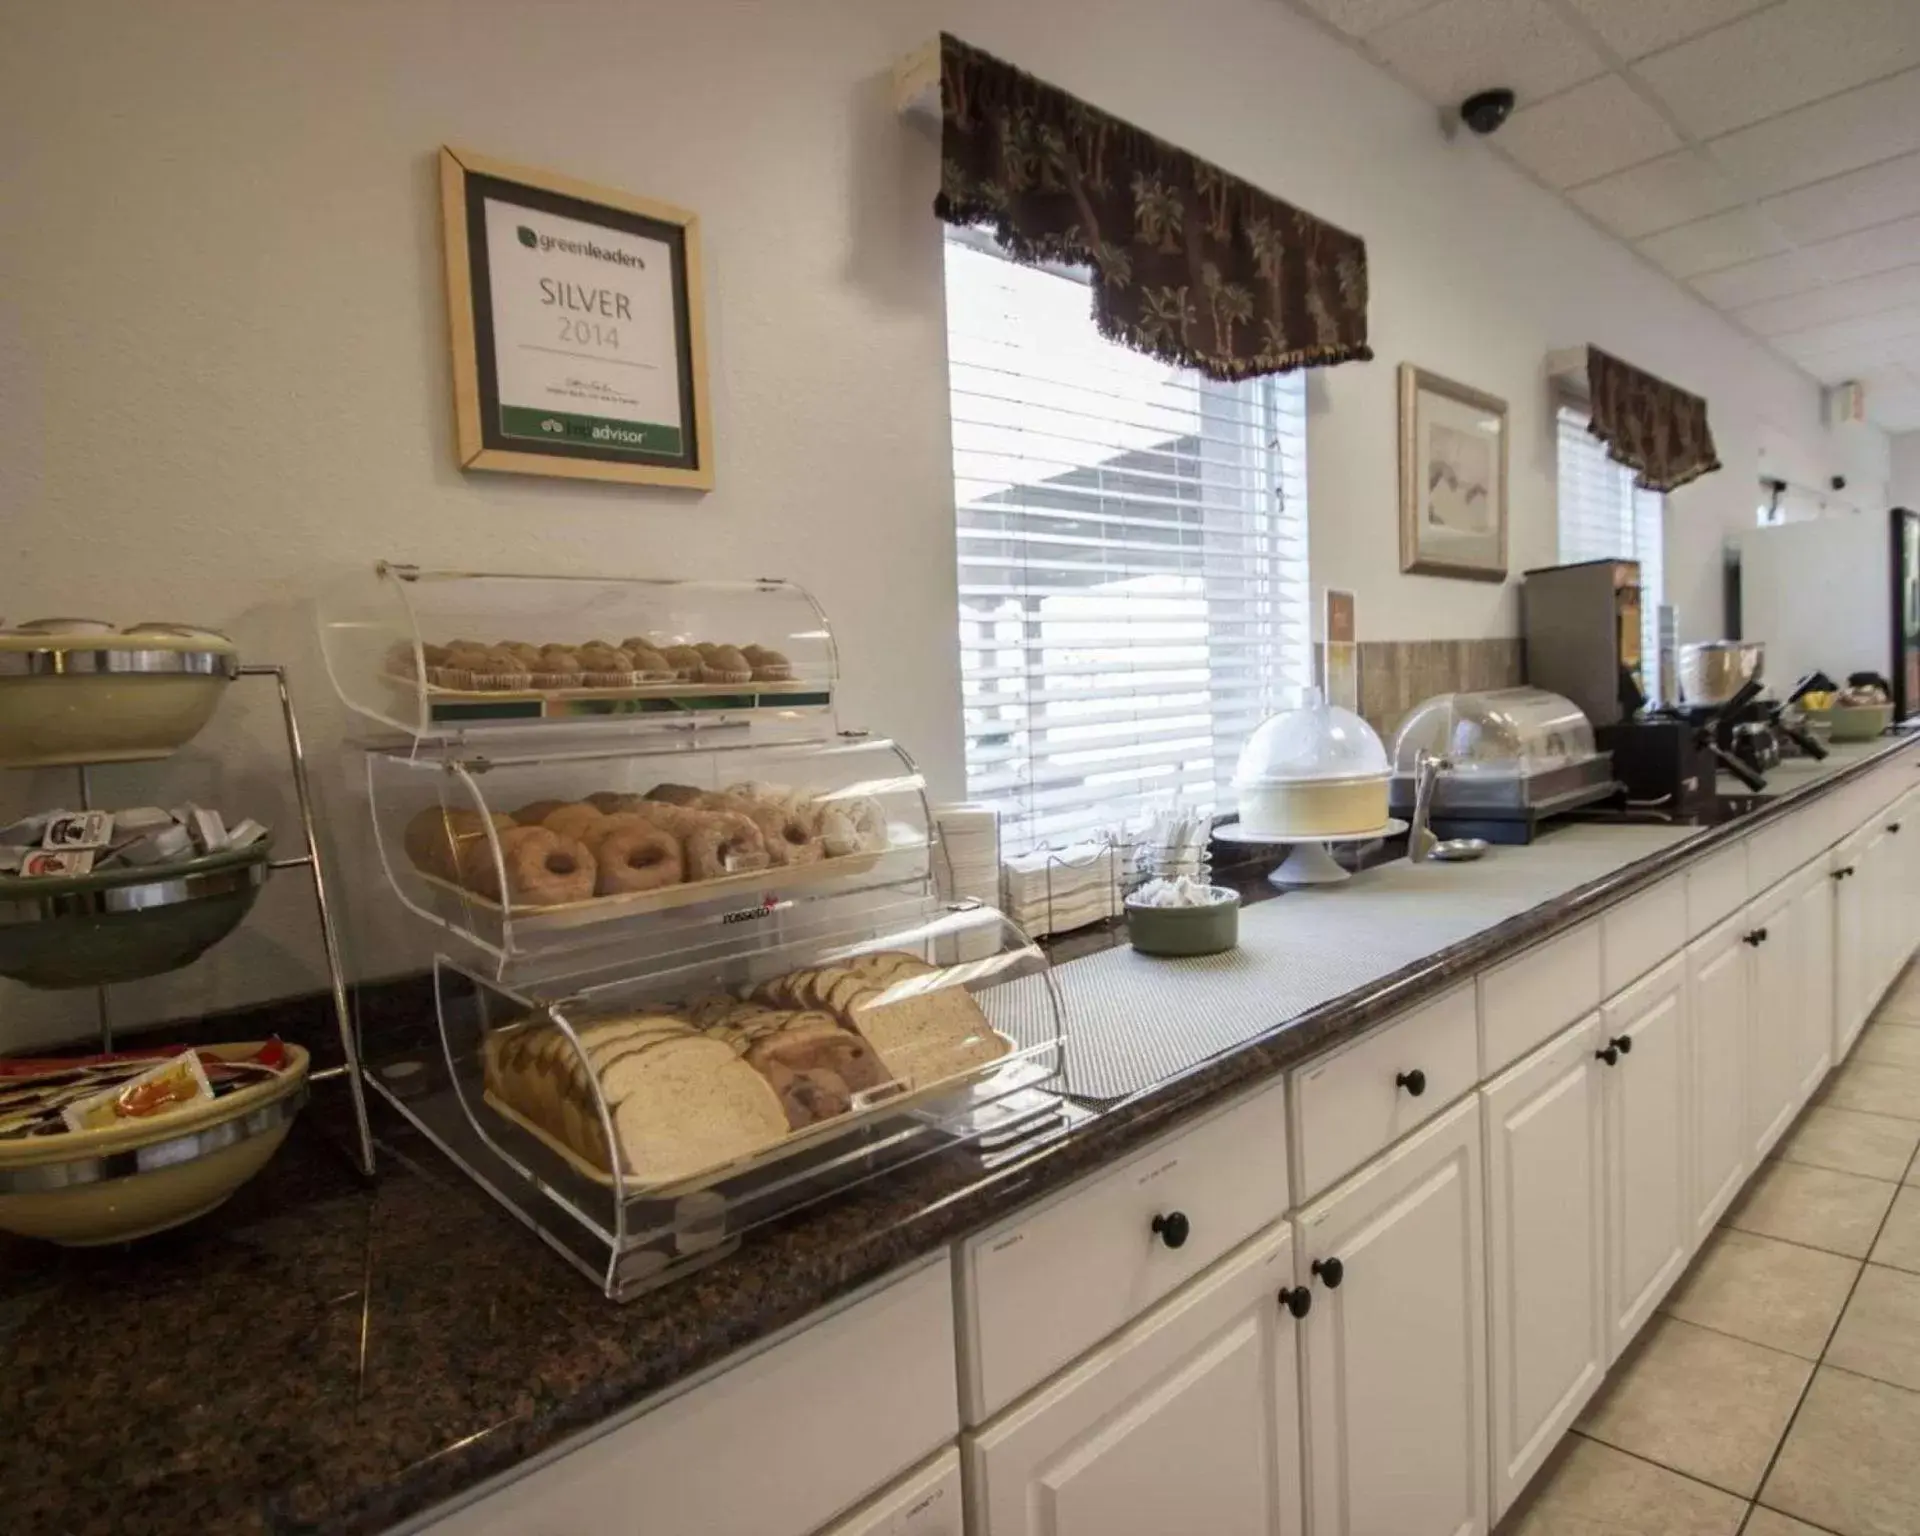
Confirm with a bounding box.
[1596,1045,1620,1067]
[1891,823,1904,835]
[1834,867,1856,881]
[1609,1034,1633,1056]
[1395,1068,1427,1097]
[1278,1286,1313,1319]
[1311,1256,1344,1289]
[1150,1211,1191,1250]
[1742,928,1768,947]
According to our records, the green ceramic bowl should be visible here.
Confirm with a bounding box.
[1125,888,1241,957]
[0,840,271,988]
[1824,703,1893,742]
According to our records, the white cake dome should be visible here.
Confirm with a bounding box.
[1232,689,1391,837]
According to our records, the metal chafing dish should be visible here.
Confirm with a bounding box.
[1387,687,1617,844]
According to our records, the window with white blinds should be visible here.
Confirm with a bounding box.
[943,233,1312,853]
[1556,403,1664,696]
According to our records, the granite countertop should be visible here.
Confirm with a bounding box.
[4,735,1912,1536]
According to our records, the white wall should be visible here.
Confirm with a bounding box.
[0,0,1877,1043]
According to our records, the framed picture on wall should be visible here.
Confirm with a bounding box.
[1398,364,1508,581]
[439,146,713,490]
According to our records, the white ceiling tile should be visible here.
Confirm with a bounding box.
[1633,0,1920,140]
[1288,0,1442,38]
[1692,215,1920,307]
[1706,68,1920,198]
[1568,148,1745,236]
[1771,305,1920,360]
[1758,150,1920,242]
[1558,0,1775,62]
[1736,262,1920,334]
[1368,0,1608,106]
[1497,73,1682,186]
[1636,206,1792,277]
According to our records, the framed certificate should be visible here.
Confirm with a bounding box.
[439,147,713,490]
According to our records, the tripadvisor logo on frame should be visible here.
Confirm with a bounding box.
[515,223,646,270]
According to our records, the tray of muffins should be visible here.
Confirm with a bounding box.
[385,636,816,699]
[402,780,912,927]
[479,948,1016,1198]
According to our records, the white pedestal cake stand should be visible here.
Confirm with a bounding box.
[1215,820,1410,888]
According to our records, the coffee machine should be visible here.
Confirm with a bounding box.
[1523,559,1718,813]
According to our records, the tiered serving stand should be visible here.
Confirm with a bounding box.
[317,564,1067,1299]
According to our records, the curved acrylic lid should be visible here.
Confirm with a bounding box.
[1390,687,1597,777]
[1233,689,1390,787]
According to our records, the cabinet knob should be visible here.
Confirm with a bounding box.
[1891,823,1903,835]
[1312,1256,1344,1289]
[1609,1034,1633,1056]
[1278,1286,1313,1319]
[1151,1211,1191,1250]
[1743,929,1767,947]
[1395,1068,1427,1097]
[1596,1045,1620,1066]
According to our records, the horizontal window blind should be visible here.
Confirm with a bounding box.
[1557,404,1664,699]
[944,234,1312,853]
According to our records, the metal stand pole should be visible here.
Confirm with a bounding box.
[240,664,376,1176]
[75,763,113,1052]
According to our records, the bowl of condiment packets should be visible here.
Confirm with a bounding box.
[0,1038,308,1244]
[1124,877,1241,957]
[0,805,270,987]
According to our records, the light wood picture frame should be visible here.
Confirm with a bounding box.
[439,146,714,490]
[1398,363,1508,581]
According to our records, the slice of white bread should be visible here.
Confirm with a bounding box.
[603,1035,789,1185]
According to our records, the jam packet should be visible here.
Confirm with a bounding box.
[22,849,95,877]
[61,1051,213,1133]
[42,810,114,850]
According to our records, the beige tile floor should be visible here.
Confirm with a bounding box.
[1501,980,1920,1536]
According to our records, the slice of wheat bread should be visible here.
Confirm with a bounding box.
[605,1036,789,1185]
[846,978,1005,1092]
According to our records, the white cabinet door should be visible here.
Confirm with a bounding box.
[1686,915,1748,1242]
[1789,862,1835,1107]
[1482,1016,1607,1518]
[1296,1096,1487,1536]
[1834,836,1872,1059]
[1746,880,1801,1162]
[1602,954,1690,1358]
[967,1223,1304,1536]
[1866,820,1903,1002]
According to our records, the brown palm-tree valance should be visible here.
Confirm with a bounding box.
[1585,346,1721,493]
[933,34,1371,381]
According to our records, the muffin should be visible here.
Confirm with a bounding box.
[742,644,794,682]
[532,645,584,690]
[575,643,637,688]
[700,644,753,685]
[496,640,543,667]
[661,644,704,681]
[627,644,675,682]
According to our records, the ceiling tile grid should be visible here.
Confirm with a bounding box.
[1283,0,1920,432]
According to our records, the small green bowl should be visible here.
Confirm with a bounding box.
[0,840,271,988]
[1125,889,1241,957]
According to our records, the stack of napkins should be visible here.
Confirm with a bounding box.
[1001,842,1123,936]
[935,803,1001,907]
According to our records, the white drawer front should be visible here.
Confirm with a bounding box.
[1686,841,1749,936]
[418,1256,957,1536]
[958,1080,1290,1423]
[1602,876,1686,996]
[1479,921,1602,1075]
[819,1449,961,1536]
[1289,983,1478,1203]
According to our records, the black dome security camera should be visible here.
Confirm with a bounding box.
[1460,88,1516,135]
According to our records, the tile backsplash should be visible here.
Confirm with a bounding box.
[1342,639,1525,744]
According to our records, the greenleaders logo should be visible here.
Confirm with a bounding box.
[512,221,646,270]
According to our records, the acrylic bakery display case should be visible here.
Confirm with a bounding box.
[321,565,1068,1298]
[316,563,837,740]
[1386,686,1617,841]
